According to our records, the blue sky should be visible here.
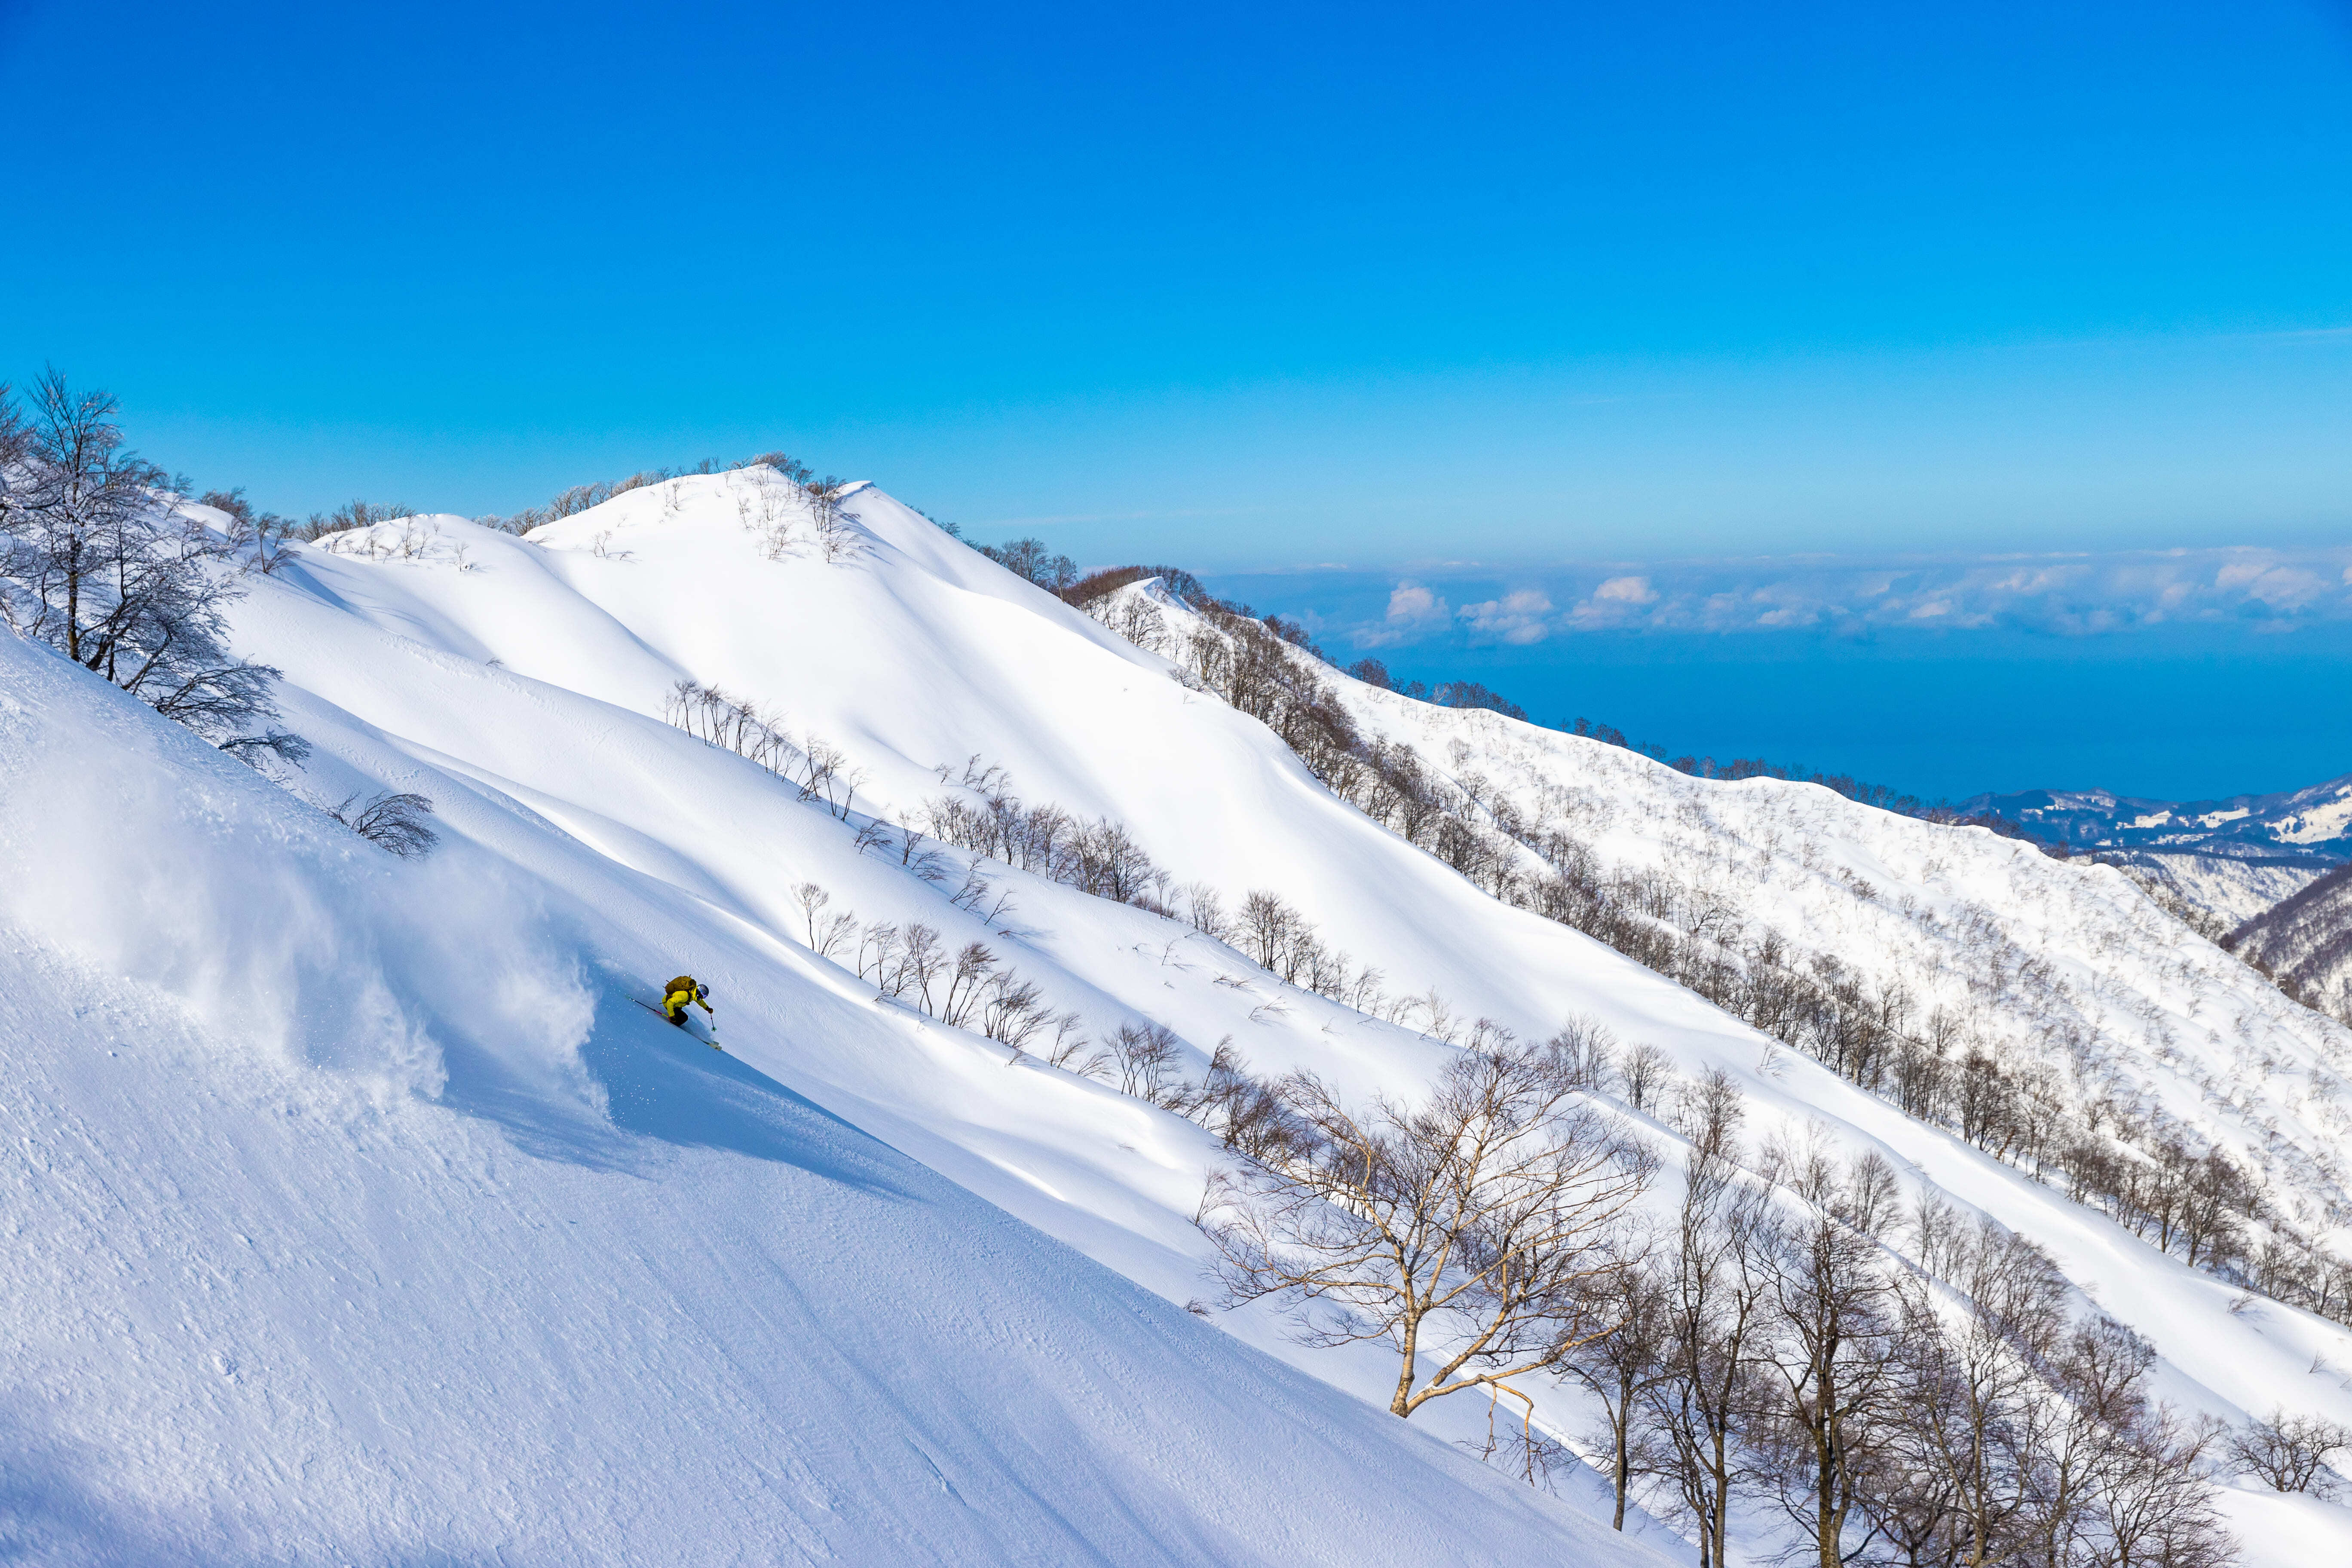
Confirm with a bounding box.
[6,1,2351,796]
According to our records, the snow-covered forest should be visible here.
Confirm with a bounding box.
[6,376,2352,1565]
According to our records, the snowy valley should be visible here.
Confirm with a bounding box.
[6,450,2352,1566]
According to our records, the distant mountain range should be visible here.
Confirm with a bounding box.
[1960,773,2352,863]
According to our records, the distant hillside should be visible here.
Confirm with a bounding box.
[1961,775,2352,862]
[2101,849,2328,932]
[2231,861,2352,1025]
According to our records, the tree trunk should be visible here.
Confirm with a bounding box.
[1390,1312,1420,1417]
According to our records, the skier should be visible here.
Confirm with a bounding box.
[662,974,715,1032]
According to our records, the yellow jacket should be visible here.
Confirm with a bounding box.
[663,975,713,1017]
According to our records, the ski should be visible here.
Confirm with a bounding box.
[631,997,724,1050]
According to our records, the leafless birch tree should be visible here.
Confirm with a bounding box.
[1203,1038,1654,1424]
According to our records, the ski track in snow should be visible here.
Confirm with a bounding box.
[3,470,2349,1562]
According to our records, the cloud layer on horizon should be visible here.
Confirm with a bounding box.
[1344,547,2352,649]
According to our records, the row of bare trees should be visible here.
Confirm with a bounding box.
[974,536,1078,591]
[1543,868,2352,1323]
[1194,1032,2289,1566]
[1583,1133,2235,1568]
[286,450,861,562]
[662,680,862,818]
[789,879,1073,1054]
[2223,860,2352,1029]
[921,759,1169,909]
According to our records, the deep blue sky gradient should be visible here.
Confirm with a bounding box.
[6,1,2351,796]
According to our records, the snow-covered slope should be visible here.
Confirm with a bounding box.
[11,467,2352,1562]
[0,603,1655,1565]
[2106,849,2326,929]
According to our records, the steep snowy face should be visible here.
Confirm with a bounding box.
[2108,851,2326,930]
[1963,776,2352,862]
[0,593,1661,1565]
[20,469,2352,1564]
[2231,864,2352,1026]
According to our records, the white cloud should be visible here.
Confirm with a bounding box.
[1458,588,1555,645]
[1565,575,1665,630]
[1351,580,1454,647]
[1324,546,2352,648]
[1387,582,1449,623]
[1594,575,1657,604]
[2240,566,2328,609]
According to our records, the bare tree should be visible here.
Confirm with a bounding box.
[1204,1038,1654,1423]
[793,882,833,946]
[1182,1041,1310,1164]
[2226,1408,2352,1496]
[2094,1406,2232,1568]
[1890,1215,2068,1568]
[2030,1314,2158,1568]
[1752,1141,1903,1568]
[1858,1427,1963,1568]
[900,922,945,1012]
[1182,881,1231,941]
[976,967,1053,1053]
[857,920,903,991]
[1109,1021,1187,1108]
[1672,1067,1746,1159]
[787,883,859,960]
[0,383,27,474]
[939,940,997,1028]
[1648,1144,1775,1568]
[328,790,440,857]
[1621,1042,1672,1113]
[198,487,297,576]
[1562,1246,1672,1530]
[1548,1014,1620,1094]
[1032,1013,1107,1078]
[1238,889,1302,971]
[0,372,301,762]
[805,477,862,563]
